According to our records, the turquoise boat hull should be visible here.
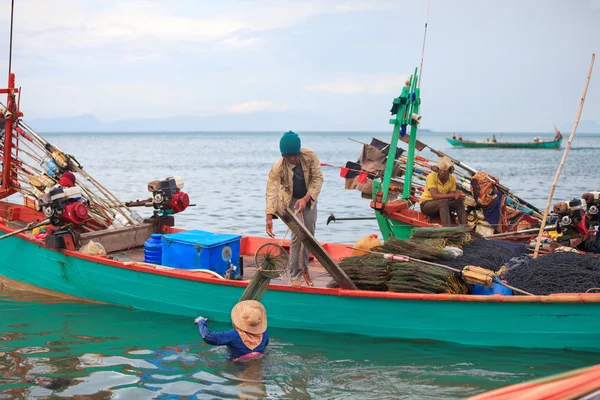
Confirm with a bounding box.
[2,225,600,351]
[446,138,562,149]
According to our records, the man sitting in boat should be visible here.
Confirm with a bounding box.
[452,134,457,140]
[491,135,497,143]
[533,136,542,144]
[458,135,463,141]
[265,131,324,289]
[419,157,467,226]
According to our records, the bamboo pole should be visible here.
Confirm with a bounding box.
[17,121,135,224]
[533,54,595,258]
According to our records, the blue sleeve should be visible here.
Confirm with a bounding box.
[265,332,270,347]
[197,320,233,346]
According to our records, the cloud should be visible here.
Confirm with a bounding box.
[227,101,289,114]
[1,0,392,63]
[305,74,408,95]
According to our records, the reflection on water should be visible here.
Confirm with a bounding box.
[1,285,599,399]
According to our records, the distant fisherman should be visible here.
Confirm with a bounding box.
[419,157,467,226]
[265,131,324,289]
[195,300,269,362]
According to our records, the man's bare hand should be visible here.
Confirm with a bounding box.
[294,197,308,214]
[266,215,275,238]
[454,191,466,200]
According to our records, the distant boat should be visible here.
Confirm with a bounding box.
[447,126,563,149]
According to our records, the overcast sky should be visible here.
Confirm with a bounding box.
[0,0,598,132]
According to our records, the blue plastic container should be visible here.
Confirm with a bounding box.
[144,234,163,265]
[472,282,513,296]
[161,230,241,276]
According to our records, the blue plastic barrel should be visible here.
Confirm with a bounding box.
[472,282,512,296]
[144,234,163,265]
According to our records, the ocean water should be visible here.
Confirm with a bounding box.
[2,130,600,398]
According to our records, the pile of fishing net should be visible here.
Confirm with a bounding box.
[374,237,455,261]
[437,239,527,272]
[330,227,528,294]
[332,252,454,293]
[409,226,473,248]
[505,252,600,295]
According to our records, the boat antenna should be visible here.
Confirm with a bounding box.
[8,0,14,77]
[417,0,431,87]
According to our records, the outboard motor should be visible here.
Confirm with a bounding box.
[38,186,89,226]
[147,176,190,215]
[553,198,589,235]
[583,191,600,224]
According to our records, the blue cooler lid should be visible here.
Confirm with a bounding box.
[162,230,242,249]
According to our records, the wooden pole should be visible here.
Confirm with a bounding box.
[0,219,50,241]
[277,207,357,290]
[533,54,595,258]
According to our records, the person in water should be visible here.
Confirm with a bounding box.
[195,300,269,361]
[265,130,324,289]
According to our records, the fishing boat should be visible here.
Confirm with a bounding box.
[2,4,600,351]
[3,67,600,351]
[446,133,562,149]
[334,69,547,241]
[468,364,600,400]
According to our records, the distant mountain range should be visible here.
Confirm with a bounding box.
[22,113,600,133]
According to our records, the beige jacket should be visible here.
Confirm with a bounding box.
[265,148,324,216]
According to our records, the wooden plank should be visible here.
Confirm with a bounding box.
[79,223,154,253]
[277,207,358,290]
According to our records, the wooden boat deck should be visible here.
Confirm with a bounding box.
[108,247,334,289]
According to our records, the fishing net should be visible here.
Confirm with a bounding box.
[374,238,455,261]
[436,239,527,272]
[329,254,456,293]
[409,226,473,247]
[335,254,391,291]
[505,252,600,295]
[329,236,529,294]
[387,261,452,294]
[239,243,289,302]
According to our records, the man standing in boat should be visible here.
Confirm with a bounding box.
[419,157,467,227]
[265,131,324,289]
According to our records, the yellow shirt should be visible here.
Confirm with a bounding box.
[420,173,457,202]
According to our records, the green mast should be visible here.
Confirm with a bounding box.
[382,67,421,202]
[371,68,421,240]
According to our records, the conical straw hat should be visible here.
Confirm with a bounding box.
[231,300,267,334]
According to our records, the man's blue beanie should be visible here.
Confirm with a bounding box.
[280,131,301,156]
